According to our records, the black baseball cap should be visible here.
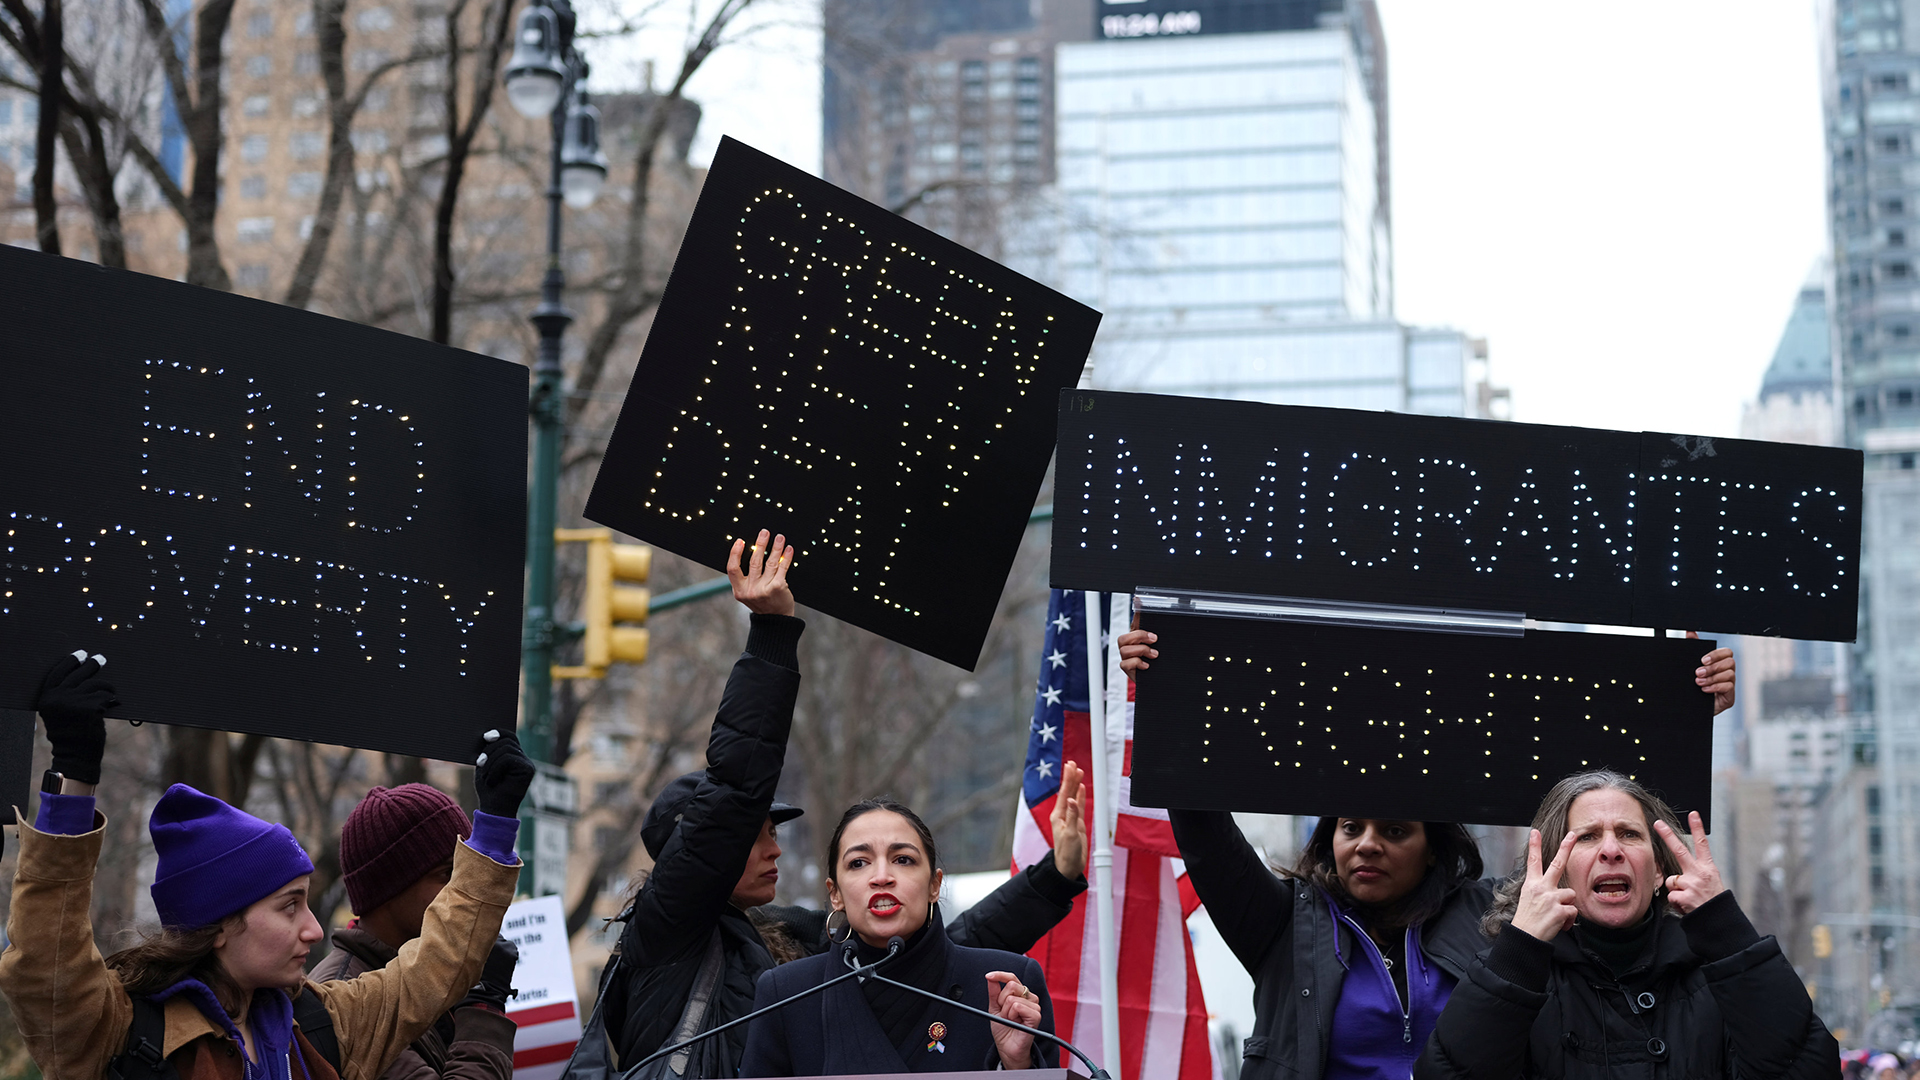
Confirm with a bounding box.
[641,771,804,860]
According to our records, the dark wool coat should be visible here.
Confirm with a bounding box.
[737,919,1057,1076]
[602,616,1086,1079]
[1170,809,1497,1080]
[1414,892,1839,1080]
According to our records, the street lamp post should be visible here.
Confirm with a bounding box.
[505,0,606,892]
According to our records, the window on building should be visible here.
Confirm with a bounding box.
[246,55,272,77]
[21,99,34,123]
[290,131,324,158]
[1872,864,1886,891]
[239,174,266,199]
[961,60,985,100]
[351,129,388,154]
[1868,785,1882,814]
[240,134,270,162]
[246,12,272,37]
[1883,135,1904,152]
[235,264,270,290]
[1902,453,1916,469]
[1890,261,1912,278]
[351,48,389,73]
[287,171,322,196]
[292,94,321,118]
[364,88,390,113]
[354,6,393,30]
[1892,228,1907,245]
[1877,73,1907,90]
[1892,323,1911,338]
[237,216,273,244]
[295,51,319,75]
[1897,388,1915,406]
[1888,198,1907,214]
[295,10,312,35]
[0,100,11,125]
[243,94,270,117]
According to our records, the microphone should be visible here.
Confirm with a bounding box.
[858,966,1111,1079]
[624,935,904,1075]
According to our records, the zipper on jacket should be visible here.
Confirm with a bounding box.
[1333,909,1412,1028]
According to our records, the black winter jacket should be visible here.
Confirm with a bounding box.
[602,615,1088,1078]
[1170,809,1496,1080]
[1415,892,1838,1080]
[738,917,1056,1076]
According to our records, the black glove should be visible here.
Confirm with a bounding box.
[459,935,520,1011]
[35,650,117,785]
[473,728,535,818]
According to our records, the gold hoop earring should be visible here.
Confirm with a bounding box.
[827,908,851,943]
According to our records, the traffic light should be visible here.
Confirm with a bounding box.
[554,527,650,678]
[1812,924,1833,959]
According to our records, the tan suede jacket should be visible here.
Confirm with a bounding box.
[0,813,519,1080]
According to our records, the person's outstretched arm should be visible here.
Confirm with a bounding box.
[949,762,1088,954]
[0,651,127,1080]
[315,732,531,1080]
[622,532,804,966]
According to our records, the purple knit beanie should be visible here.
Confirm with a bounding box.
[339,784,472,916]
[149,784,315,929]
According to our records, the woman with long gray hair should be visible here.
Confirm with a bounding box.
[1415,770,1837,1080]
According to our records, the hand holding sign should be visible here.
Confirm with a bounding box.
[1512,829,1579,943]
[35,649,116,785]
[1655,811,1724,915]
[1687,631,1736,716]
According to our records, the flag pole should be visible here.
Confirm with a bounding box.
[1083,589,1122,1074]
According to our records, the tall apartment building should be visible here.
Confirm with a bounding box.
[1817,0,1920,1030]
[822,0,1093,251]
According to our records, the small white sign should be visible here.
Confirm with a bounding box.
[503,895,581,1080]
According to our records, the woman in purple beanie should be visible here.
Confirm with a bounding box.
[0,650,536,1080]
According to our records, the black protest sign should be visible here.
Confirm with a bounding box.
[1130,612,1713,826]
[0,247,528,761]
[1053,390,1862,641]
[586,137,1100,669]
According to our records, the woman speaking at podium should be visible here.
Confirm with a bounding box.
[739,798,1058,1074]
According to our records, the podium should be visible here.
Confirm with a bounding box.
[784,1074,1078,1079]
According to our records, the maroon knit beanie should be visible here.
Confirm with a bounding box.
[340,783,472,916]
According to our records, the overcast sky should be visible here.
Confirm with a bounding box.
[598,0,1830,438]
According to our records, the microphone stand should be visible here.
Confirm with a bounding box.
[858,970,1113,1079]
[623,938,903,1075]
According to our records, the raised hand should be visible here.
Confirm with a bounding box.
[1686,632,1736,716]
[1117,628,1157,679]
[1049,761,1087,881]
[36,650,117,785]
[473,729,536,818]
[984,971,1043,1069]
[728,529,796,616]
[1655,810,1725,915]
[1511,828,1579,943]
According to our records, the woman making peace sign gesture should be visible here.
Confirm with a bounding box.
[1416,772,1837,1080]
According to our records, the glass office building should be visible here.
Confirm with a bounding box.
[1056,4,1489,417]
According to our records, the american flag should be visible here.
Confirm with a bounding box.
[1012,590,1216,1080]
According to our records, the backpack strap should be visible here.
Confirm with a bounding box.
[665,929,726,1078]
[107,997,174,1080]
[293,987,343,1075]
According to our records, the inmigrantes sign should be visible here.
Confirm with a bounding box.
[1051,390,1863,641]
[0,246,528,761]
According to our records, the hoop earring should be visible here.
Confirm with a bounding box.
[827,908,851,943]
